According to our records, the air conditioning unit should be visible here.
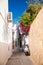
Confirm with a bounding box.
[7,12,12,22]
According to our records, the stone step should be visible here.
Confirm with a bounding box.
[6,52,35,65]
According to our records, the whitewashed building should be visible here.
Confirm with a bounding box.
[0,0,12,65]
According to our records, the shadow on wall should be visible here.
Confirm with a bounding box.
[0,42,12,65]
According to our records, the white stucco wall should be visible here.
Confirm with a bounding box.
[0,0,8,43]
[7,22,12,43]
[0,42,12,65]
[0,0,12,46]
[0,0,12,65]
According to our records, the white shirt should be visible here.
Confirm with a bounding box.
[25,36,29,45]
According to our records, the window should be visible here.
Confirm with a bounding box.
[7,12,12,22]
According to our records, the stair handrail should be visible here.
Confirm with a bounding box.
[0,12,7,24]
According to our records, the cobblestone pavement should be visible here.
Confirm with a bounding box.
[6,52,35,65]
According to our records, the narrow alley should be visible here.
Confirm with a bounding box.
[6,52,35,65]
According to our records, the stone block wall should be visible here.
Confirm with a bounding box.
[29,8,43,65]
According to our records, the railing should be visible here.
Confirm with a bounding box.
[0,12,7,24]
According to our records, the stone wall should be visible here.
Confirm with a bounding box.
[29,8,43,65]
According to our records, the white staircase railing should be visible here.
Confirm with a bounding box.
[0,12,7,24]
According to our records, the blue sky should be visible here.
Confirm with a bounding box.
[8,0,28,24]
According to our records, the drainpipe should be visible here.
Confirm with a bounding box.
[12,24,14,53]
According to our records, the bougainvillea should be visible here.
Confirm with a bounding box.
[19,22,30,34]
